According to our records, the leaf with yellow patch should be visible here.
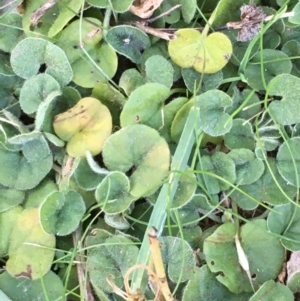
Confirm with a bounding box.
[168,29,232,74]
[53,97,112,157]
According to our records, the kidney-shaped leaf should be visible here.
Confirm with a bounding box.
[197,152,236,194]
[224,119,255,150]
[182,265,252,301]
[196,90,233,136]
[57,19,117,88]
[268,74,300,125]
[120,83,170,127]
[289,2,300,25]
[0,187,24,212]
[161,236,196,283]
[53,97,112,157]
[20,74,61,114]
[204,220,285,293]
[244,50,292,91]
[106,25,151,64]
[74,157,106,191]
[145,55,174,88]
[0,206,22,256]
[168,29,232,74]
[40,190,86,236]
[0,270,64,301]
[276,137,300,186]
[268,203,300,251]
[249,280,294,301]
[95,171,135,214]
[0,133,52,190]
[227,148,265,185]
[6,208,55,280]
[86,229,138,292]
[231,158,296,210]
[102,124,170,197]
[10,38,73,87]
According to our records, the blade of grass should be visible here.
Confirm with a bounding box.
[131,105,201,292]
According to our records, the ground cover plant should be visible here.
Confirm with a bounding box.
[2,0,300,300]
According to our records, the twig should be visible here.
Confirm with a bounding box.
[30,0,56,26]
[146,4,182,24]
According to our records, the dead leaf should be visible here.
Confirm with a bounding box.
[130,0,164,19]
[287,251,300,282]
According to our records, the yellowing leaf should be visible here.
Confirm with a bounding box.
[6,208,55,280]
[53,97,112,157]
[168,29,232,74]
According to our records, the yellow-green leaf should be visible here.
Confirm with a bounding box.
[168,29,232,74]
[53,97,112,157]
[6,208,55,280]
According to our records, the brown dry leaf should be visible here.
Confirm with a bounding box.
[130,0,164,19]
[287,251,300,283]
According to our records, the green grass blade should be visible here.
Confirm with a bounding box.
[131,105,201,292]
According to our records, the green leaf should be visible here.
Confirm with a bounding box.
[145,55,174,88]
[57,19,117,88]
[197,152,236,194]
[276,137,300,186]
[0,134,53,190]
[39,86,81,134]
[289,2,300,24]
[268,74,300,125]
[0,74,23,111]
[282,40,300,77]
[224,119,255,150]
[227,88,262,121]
[161,236,196,283]
[74,157,106,191]
[95,171,135,214]
[196,90,233,136]
[6,208,55,279]
[104,213,130,230]
[168,29,232,74]
[0,51,14,76]
[170,100,194,143]
[53,97,112,157]
[244,49,292,91]
[0,13,24,52]
[20,74,61,114]
[203,220,285,293]
[171,171,197,209]
[22,0,83,38]
[0,206,22,256]
[268,203,300,251]
[91,83,126,126]
[86,0,133,12]
[119,68,144,96]
[106,25,151,64]
[102,124,170,197]
[182,265,252,301]
[10,38,73,87]
[182,68,223,94]
[24,179,58,209]
[120,83,170,128]
[0,271,64,301]
[180,0,197,23]
[227,148,265,185]
[231,158,296,209]
[249,280,294,301]
[0,186,24,212]
[40,190,86,236]
[86,229,139,292]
